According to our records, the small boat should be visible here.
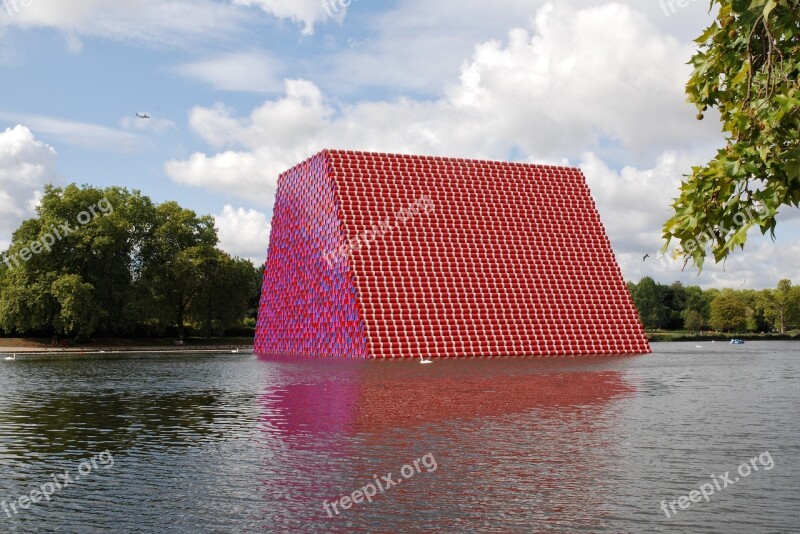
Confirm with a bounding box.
[730,339,745,345]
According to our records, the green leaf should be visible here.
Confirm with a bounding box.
[666,0,799,270]
[695,24,719,44]
[783,148,800,183]
[731,62,750,85]
[763,0,777,18]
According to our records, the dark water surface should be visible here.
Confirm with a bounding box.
[0,342,798,533]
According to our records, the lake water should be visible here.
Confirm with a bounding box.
[0,342,798,532]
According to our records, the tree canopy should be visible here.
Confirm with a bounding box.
[663,0,800,269]
[0,184,261,339]
[710,289,749,332]
[628,277,798,333]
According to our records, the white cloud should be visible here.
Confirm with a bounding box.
[165,149,281,205]
[582,152,800,289]
[0,0,249,46]
[0,111,145,152]
[581,151,689,255]
[231,0,343,35]
[166,3,717,202]
[0,0,351,45]
[63,33,83,54]
[0,125,59,251]
[214,204,271,264]
[321,0,546,95]
[174,52,281,93]
[711,236,800,289]
[318,0,715,96]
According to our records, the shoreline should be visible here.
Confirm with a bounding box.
[2,333,796,356]
[646,333,799,342]
[0,337,254,355]
[0,345,253,355]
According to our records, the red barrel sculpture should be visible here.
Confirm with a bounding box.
[255,150,651,359]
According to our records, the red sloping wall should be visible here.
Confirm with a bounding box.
[328,150,650,358]
[255,152,369,358]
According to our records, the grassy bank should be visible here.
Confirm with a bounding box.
[646,330,800,343]
[0,337,254,350]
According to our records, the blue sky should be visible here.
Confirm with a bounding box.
[1,0,798,289]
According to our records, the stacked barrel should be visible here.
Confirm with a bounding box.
[254,153,368,358]
[255,150,651,359]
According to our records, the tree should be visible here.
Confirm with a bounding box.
[761,278,800,332]
[51,274,98,339]
[684,310,707,331]
[710,290,749,332]
[0,185,144,337]
[138,202,218,339]
[663,0,800,270]
[630,277,670,329]
[681,284,712,329]
[0,184,259,339]
[664,282,690,329]
[185,248,261,337]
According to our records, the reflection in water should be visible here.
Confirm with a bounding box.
[260,360,634,437]
[0,347,798,532]
[259,359,635,530]
[0,391,227,458]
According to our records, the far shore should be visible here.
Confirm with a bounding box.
[3,332,799,356]
[0,337,254,355]
[646,331,799,342]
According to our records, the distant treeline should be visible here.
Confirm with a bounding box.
[627,277,800,334]
[0,184,262,340]
[3,184,796,340]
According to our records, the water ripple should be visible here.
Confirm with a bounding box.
[0,344,798,532]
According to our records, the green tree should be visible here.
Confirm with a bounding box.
[138,202,218,339]
[684,309,707,331]
[0,185,145,337]
[51,274,98,339]
[0,269,57,334]
[184,247,261,337]
[710,290,749,332]
[761,278,799,332]
[630,277,670,329]
[663,0,800,269]
[0,184,259,339]
[663,282,690,329]
[681,284,712,329]
[750,306,772,332]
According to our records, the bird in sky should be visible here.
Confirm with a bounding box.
[136,113,150,119]
[643,254,650,262]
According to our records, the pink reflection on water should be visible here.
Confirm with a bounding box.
[260,359,636,441]
[258,359,638,529]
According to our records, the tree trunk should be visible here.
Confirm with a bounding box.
[176,296,186,340]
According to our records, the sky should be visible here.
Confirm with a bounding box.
[0,0,798,290]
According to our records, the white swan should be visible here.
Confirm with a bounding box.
[420,355,433,365]
[3,354,15,361]
[231,347,240,354]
